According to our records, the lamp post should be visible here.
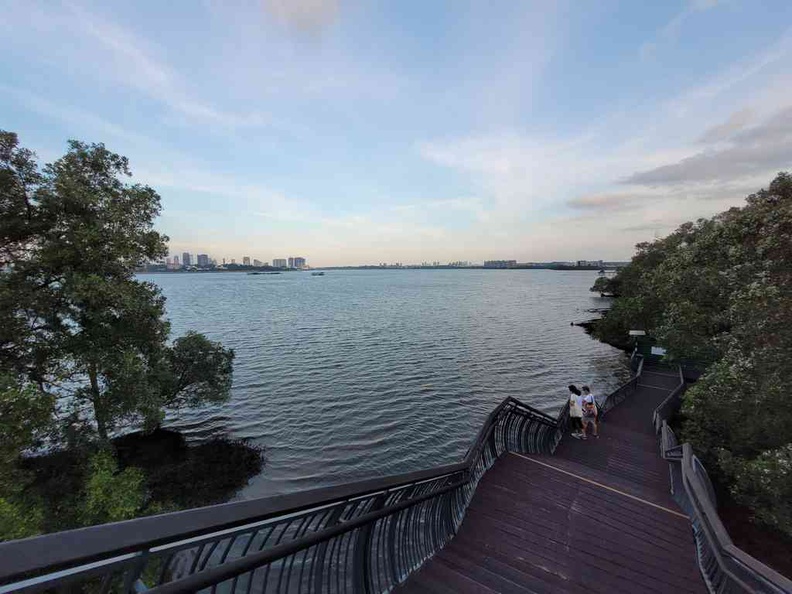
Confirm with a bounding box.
[629,329,646,354]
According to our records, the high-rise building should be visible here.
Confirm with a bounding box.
[273,258,287,268]
[287,257,294,268]
[293,256,306,269]
[243,256,251,266]
[231,258,236,264]
[197,254,210,267]
[253,259,263,267]
[182,252,191,266]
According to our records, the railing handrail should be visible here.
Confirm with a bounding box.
[656,375,792,593]
[680,441,792,593]
[0,396,558,585]
[0,464,467,585]
[144,477,470,594]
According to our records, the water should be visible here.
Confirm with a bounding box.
[140,269,626,499]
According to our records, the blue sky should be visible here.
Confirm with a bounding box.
[2,0,792,265]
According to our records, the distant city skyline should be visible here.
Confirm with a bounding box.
[174,251,308,267]
[3,1,792,265]
[167,251,623,269]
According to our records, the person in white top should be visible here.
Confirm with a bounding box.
[581,385,599,438]
[568,385,585,439]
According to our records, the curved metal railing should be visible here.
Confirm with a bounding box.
[600,354,643,415]
[0,398,562,594]
[651,364,685,433]
[655,375,792,594]
[0,355,654,594]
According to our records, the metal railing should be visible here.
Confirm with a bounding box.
[655,376,792,594]
[0,355,651,594]
[0,399,562,594]
[651,364,685,433]
[600,355,643,415]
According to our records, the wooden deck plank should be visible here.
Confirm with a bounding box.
[462,491,702,579]
[397,365,706,593]
[411,558,499,593]
[440,536,592,594]
[455,509,703,586]
[445,522,671,594]
[433,553,539,594]
[480,463,692,542]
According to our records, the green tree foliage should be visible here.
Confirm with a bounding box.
[0,497,43,541]
[0,373,53,540]
[721,445,792,535]
[0,131,235,442]
[0,131,44,266]
[592,172,792,535]
[0,373,54,469]
[81,451,146,525]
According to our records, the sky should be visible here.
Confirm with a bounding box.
[2,0,792,266]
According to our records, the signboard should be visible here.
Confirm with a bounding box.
[651,346,667,356]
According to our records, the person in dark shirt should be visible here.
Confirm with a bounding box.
[568,385,584,439]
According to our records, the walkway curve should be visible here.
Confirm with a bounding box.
[397,365,706,593]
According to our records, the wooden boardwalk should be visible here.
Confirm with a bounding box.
[398,366,705,593]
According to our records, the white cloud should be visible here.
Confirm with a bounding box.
[262,0,338,33]
[640,0,723,59]
[698,108,754,143]
[5,2,271,129]
[625,106,792,185]
[416,26,792,262]
[566,193,646,212]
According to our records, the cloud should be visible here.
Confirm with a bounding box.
[262,0,338,33]
[22,2,272,129]
[1,85,153,148]
[689,0,720,9]
[640,0,722,59]
[662,31,792,120]
[540,180,760,256]
[698,108,754,143]
[624,106,792,185]
[566,193,644,212]
[417,132,622,214]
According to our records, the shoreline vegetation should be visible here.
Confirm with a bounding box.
[585,172,792,577]
[19,431,263,536]
[0,131,261,541]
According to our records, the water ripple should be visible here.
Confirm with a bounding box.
[143,269,626,499]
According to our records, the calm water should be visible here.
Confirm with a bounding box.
[140,269,625,499]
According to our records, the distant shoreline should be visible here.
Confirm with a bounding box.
[140,265,624,273]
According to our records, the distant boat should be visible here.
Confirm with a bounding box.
[247,271,281,275]
[311,271,325,276]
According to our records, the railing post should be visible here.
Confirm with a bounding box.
[312,504,346,593]
[352,493,388,593]
[122,549,150,594]
[514,414,530,453]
